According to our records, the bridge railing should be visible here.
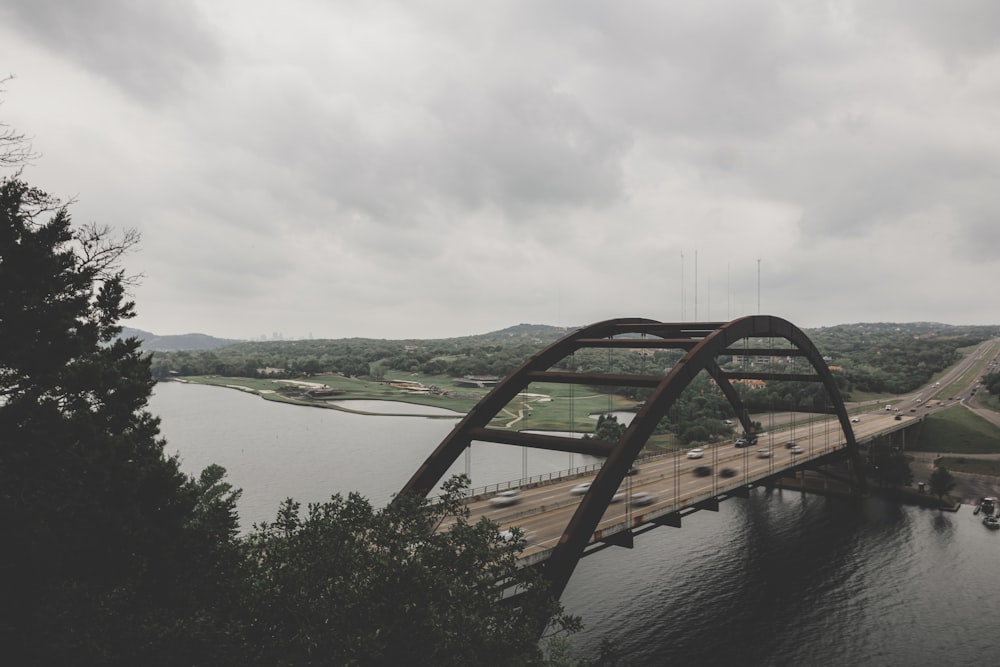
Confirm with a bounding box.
[463,460,604,500]
[459,451,679,502]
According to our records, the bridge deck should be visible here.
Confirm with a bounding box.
[455,411,918,566]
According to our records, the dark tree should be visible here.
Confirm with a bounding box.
[0,177,241,663]
[585,413,627,441]
[984,371,1000,397]
[241,476,579,666]
[928,465,957,500]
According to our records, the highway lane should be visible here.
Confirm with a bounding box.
[448,408,914,562]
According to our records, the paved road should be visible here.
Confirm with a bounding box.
[912,339,1000,503]
[461,409,911,562]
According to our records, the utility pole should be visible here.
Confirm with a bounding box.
[680,251,685,320]
[727,263,731,319]
[757,258,761,315]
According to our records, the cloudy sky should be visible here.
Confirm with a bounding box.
[3,1,999,340]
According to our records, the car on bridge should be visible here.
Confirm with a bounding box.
[570,482,592,495]
[630,492,656,506]
[693,465,712,477]
[499,527,532,544]
[757,449,772,459]
[789,445,804,454]
[687,448,705,459]
[490,490,521,507]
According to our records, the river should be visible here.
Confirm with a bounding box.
[151,381,1000,665]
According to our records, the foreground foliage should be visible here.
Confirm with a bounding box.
[1,176,250,663]
[243,477,579,666]
[0,175,576,665]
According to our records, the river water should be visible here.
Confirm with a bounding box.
[151,381,1000,665]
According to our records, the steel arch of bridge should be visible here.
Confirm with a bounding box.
[399,315,864,598]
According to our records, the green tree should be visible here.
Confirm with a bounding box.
[0,177,241,663]
[585,414,627,441]
[984,371,1000,397]
[240,475,579,666]
[928,465,957,500]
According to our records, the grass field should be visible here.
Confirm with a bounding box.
[912,405,1000,454]
[175,373,642,432]
[979,393,1000,413]
[935,456,1000,476]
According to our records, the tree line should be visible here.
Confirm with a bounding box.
[149,322,995,404]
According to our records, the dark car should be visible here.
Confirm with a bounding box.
[735,438,750,448]
[626,466,640,476]
[693,465,712,477]
[720,467,737,478]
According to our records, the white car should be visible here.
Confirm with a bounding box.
[489,489,520,507]
[757,449,772,459]
[631,492,656,506]
[687,448,705,459]
[499,527,529,543]
[570,482,592,495]
[789,445,804,454]
[851,417,860,423]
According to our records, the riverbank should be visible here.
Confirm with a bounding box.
[775,471,963,511]
[908,451,1000,505]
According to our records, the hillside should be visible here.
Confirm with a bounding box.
[120,327,240,352]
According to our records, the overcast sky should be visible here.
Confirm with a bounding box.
[3,1,999,340]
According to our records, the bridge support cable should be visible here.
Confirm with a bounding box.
[396,315,865,601]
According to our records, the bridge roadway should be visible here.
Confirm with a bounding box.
[452,409,913,566]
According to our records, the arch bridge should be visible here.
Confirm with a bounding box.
[400,315,870,598]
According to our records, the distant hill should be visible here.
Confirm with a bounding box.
[127,321,1000,354]
[452,323,571,343]
[120,327,240,352]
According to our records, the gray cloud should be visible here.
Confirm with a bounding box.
[3,0,999,338]
[3,0,221,103]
